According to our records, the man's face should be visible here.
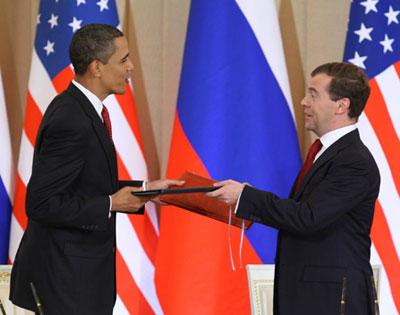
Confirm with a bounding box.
[99,36,133,96]
[301,73,339,137]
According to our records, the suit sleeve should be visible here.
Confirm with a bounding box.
[26,105,110,230]
[236,156,372,235]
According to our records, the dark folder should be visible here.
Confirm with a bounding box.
[159,171,252,229]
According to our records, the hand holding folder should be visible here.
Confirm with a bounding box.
[159,172,252,229]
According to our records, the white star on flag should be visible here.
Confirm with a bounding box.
[96,0,109,12]
[379,34,394,53]
[348,51,367,69]
[360,0,379,14]
[47,14,58,29]
[384,6,400,25]
[43,40,55,56]
[76,0,86,6]
[37,14,41,25]
[354,23,373,43]
[69,17,82,32]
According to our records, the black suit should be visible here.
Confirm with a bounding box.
[10,83,143,314]
[237,130,380,315]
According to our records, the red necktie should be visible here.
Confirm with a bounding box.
[101,106,113,143]
[295,139,322,191]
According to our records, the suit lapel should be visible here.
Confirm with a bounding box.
[66,84,118,189]
[292,130,360,199]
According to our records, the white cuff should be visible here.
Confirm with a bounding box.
[108,195,112,218]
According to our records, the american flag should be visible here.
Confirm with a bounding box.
[344,0,400,313]
[8,1,161,314]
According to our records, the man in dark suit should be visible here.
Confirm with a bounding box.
[10,24,181,314]
[208,62,380,314]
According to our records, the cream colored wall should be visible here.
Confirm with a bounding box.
[0,0,350,179]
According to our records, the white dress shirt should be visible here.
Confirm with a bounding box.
[314,124,357,162]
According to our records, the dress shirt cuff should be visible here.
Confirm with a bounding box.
[108,195,112,218]
[234,189,244,214]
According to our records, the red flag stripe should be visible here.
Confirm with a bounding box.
[371,200,400,311]
[116,249,155,314]
[394,61,400,78]
[12,176,28,230]
[24,92,43,147]
[364,79,400,195]
[52,66,74,94]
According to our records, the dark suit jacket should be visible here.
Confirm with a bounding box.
[236,130,380,315]
[10,83,143,315]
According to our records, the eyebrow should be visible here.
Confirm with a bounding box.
[120,53,129,62]
[307,87,318,94]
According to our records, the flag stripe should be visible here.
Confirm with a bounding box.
[12,176,28,230]
[371,201,400,311]
[114,296,129,315]
[17,132,34,186]
[8,215,23,261]
[395,61,400,77]
[52,66,74,94]
[24,92,42,146]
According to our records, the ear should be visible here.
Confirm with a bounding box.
[336,97,350,115]
[88,60,102,78]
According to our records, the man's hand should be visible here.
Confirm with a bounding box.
[111,186,151,212]
[206,180,245,205]
[148,179,185,205]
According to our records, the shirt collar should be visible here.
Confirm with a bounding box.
[72,80,104,120]
[319,124,357,149]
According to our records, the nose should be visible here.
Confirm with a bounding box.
[127,57,134,71]
[300,96,308,108]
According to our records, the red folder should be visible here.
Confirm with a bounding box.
[160,171,252,229]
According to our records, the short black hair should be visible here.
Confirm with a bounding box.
[69,23,124,75]
[311,62,370,119]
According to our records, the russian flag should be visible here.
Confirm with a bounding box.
[0,68,14,264]
[155,1,301,313]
